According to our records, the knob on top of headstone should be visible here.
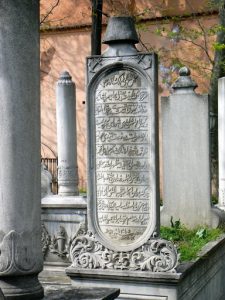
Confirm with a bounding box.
[103,16,139,44]
[179,66,190,76]
[58,71,73,85]
[172,66,197,92]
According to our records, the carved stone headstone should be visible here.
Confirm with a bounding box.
[88,24,159,253]
[56,71,79,196]
[218,77,225,210]
[67,16,177,273]
[161,67,225,228]
[41,70,87,267]
[41,162,53,198]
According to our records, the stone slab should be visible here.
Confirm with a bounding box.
[43,286,120,300]
[67,235,225,300]
[86,52,159,252]
[218,77,225,208]
[39,265,71,286]
[161,92,219,227]
[41,195,87,209]
[41,195,87,265]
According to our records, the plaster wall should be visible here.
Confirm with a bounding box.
[40,15,217,192]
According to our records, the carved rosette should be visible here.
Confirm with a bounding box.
[0,230,38,275]
[69,225,178,272]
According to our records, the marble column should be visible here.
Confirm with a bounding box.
[56,71,79,196]
[218,77,225,209]
[0,1,43,299]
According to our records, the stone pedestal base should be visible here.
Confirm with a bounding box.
[66,235,225,300]
[215,204,225,212]
[43,286,120,300]
[41,195,87,266]
[0,275,44,300]
[161,206,225,229]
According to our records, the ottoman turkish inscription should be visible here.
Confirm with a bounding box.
[86,56,159,253]
[95,68,151,246]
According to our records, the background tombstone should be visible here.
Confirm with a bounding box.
[41,162,53,198]
[161,67,224,228]
[56,71,79,196]
[66,16,178,299]
[41,72,87,267]
[0,0,43,299]
[218,77,225,210]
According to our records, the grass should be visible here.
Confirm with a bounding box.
[160,218,223,262]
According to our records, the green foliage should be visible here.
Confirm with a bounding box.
[79,187,87,195]
[160,220,223,262]
[213,42,225,51]
[211,194,218,204]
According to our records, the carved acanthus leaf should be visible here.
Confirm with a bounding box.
[69,226,178,272]
[0,230,36,275]
[41,223,51,258]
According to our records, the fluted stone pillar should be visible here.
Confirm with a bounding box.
[56,71,79,196]
[0,1,43,299]
[218,77,225,209]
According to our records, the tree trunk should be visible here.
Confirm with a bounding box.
[91,0,103,55]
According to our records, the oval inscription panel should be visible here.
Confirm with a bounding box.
[89,63,157,251]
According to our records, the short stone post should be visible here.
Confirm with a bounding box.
[161,67,223,228]
[0,1,43,299]
[218,77,225,209]
[56,71,79,196]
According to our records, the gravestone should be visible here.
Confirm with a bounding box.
[41,163,53,198]
[161,67,225,228]
[218,77,225,210]
[56,71,79,196]
[86,16,161,254]
[87,54,159,252]
[41,72,87,266]
[66,17,178,299]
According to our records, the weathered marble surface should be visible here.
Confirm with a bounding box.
[56,71,79,196]
[42,163,53,198]
[67,235,225,300]
[41,195,87,265]
[161,67,224,228]
[87,42,159,253]
[218,77,225,209]
[0,0,43,298]
[43,286,120,300]
[68,16,177,275]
